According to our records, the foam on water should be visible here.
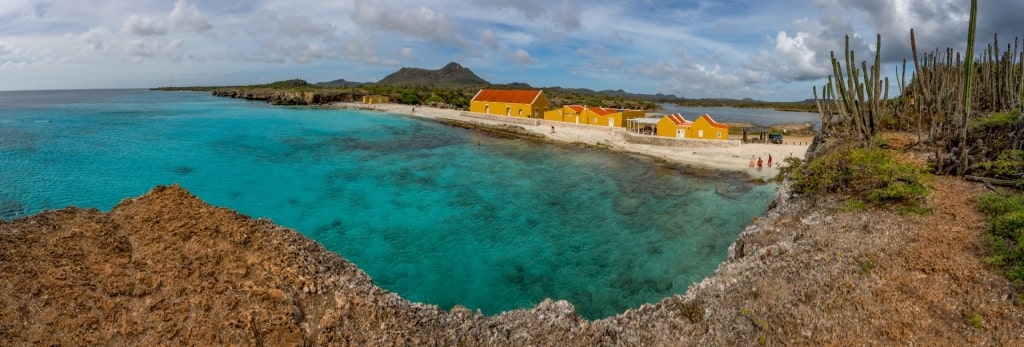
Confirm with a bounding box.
[0,90,776,319]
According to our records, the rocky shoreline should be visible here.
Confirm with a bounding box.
[5,167,1018,345]
[210,88,360,105]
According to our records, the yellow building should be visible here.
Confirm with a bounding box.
[469,89,550,118]
[542,105,645,127]
[362,95,389,104]
[656,113,730,139]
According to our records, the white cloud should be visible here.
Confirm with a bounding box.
[507,49,537,65]
[80,27,112,52]
[554,0,581,31]
[481,29,499,50]
[125,38,184,63]
[168,0,212,33]
[122,14,166,36]
[399,47,415,60]
[272,14,336,39]
[351,0,461,46]
[761,30,831,81]
[0,41,16,56]
[471,0,544,19]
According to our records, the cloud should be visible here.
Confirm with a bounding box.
[471,0,580,31]
[0,41,16,56]
[125,38,184,63]
[351,0,461,46]
[122,15,166,36]
[760,30,831,81]
[471,0,544,19]
[273,14,336,39]
[80,27,112,52]
[398,47,415,60]
[507,49,537,65]
[481,29,499,50]
[554,0,581,31]
[168,0,212,33]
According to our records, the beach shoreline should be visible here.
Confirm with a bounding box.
[330,102,812,179]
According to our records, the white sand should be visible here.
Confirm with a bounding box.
[331,102,811,179]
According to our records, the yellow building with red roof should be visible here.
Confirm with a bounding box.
[469,89,550,118]
[656,113,730,140]
[543,105,645,127]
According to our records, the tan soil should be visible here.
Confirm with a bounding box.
[2,164,1023,345]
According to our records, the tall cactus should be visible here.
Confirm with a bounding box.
[814,34,890,148]
[958,0,977,176]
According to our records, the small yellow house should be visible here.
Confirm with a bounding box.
[542,105,645,127]
[657,113,730,140]
[362,95,389,104]
[469,89,550,118]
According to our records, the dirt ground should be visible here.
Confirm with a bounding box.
[1,155,1022,345]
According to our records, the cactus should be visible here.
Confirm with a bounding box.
[814,34,890,148]
[958,0,977,176]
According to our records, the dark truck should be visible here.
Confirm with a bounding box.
[769,133,783,144]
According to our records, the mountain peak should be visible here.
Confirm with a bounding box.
[440,62,464,71]
[377,62,489,88]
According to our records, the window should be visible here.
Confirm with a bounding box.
[717,131,722,139]
[698,129,704,138]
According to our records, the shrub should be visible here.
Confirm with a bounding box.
[977,192,1024,299]
[785,146,930,211]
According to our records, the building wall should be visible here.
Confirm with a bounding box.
[656,117,682,137]
[623,132,741,148]
[469,91,551,119]
[690,116,730,140]
[362,95,389,104]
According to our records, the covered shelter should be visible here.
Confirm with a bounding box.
[626,117,662,135]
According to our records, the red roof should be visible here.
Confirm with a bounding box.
[588,106,618,116]
[472,89,543,104]
[697,114,729,129]
[663,113,693,126]
[563,105,626,115]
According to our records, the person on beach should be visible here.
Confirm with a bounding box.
[550,126,556,134]
[767,154,773,168]
[749,155,755,168]
[757,157,763,172]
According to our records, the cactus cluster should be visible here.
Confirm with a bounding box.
[814,34,890,148]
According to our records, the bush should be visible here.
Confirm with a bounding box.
[978,192,1024,298]
[784,147,930,211]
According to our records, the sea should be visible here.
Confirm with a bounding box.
[0,89,784,319]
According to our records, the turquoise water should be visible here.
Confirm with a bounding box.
[0,89,776,319]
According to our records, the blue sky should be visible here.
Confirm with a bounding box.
[0,0,1019,101]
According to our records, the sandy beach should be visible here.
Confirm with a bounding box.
[331,102,812,179]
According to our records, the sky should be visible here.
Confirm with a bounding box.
[0,0,1021,101]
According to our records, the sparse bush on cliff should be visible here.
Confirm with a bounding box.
[978,192,1024,301]
[784,146,930,213]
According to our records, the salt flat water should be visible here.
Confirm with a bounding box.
[660,104,821,129]
[0,89,776,319]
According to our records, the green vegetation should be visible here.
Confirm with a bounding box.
[854,257,877,275]
[977,192,1024,302]
[967,313,983,330]
[780,147,930,213]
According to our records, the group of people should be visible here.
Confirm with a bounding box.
[749,154,773,172]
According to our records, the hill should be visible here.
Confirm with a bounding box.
[314,78,366,88]
[375,62,490,88]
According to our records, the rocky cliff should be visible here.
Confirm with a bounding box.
[1,177,1021,345]
[211,88,360,105]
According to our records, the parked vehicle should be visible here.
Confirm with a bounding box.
[769,133,783,144]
